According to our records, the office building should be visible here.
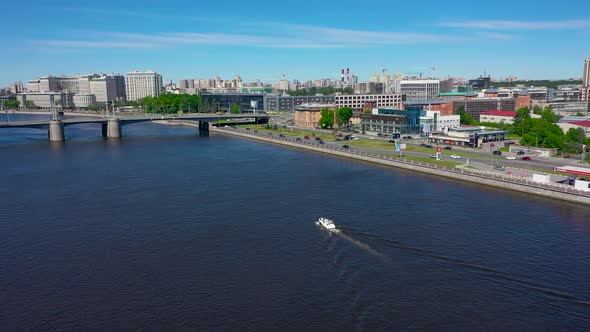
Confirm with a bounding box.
[201,93,265,113]
[480,110,517,124]
[360,113,407,135]
[125,71,163,101]
[453,98,516,121]
[16,92,73,109]
[294,103,337,128]
[396,80,440,101]
[73,94,97,108]
[26,74,127,104]
[469,76,491,90]
[265,95,335,112]
[420,110,460,133]
[335,94,403,111]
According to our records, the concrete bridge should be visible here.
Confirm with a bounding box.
[0,113,269,141]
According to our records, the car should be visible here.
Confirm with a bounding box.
[444,146,452,150]
[425,144,434,149]
[246,128,251,130]
[521,156,532,161]
[335,138,343,142]
[278,134,285,138]
[429,154,437,158]
[343,145,350,149]
[318,140,325,144]
[493,150,502,155]
[506,156,516,160]
[517,151,525,155]
[315,137,321,141]
[388,140,396,143]
[377,133,383,137]
[420,143,428,147]
[368,137,375,140]
[450,154,461,159]
[253,130,258,133]
[296,137,301,141]
[493,165,506,171]
[304,135,310,139]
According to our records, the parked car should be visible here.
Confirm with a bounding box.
[420,143,428,147]
[517,151,525,155]
[444,146,452,150]
[368,137,375,140]
[450,154,461,159]
[521,156,532,161]
[506,156,516,160]
[493,150,502,155]
[296,137,301,141]
[425,144,434,149]
[493,165,506,171]
[377,133,383,137]
[429,154,437,158]
[278,134,285,138]
[343,145,350,149]
[246,128,251,130]
[304,135,310,139]
[335,138,343,142]
[318,140,325,144]
[388,140,396,143]
[315,137,321,141]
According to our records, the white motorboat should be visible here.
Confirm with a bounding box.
[316,217,336,230]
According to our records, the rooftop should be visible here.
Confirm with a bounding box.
[570,121,590,128]
[554,166,590,177]
[481,110,517,117]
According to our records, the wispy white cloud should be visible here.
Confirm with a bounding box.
[439,19,590,30]
[29,22,515,50]
[31,39,160,49]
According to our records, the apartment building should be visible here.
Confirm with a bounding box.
[335,94,403,111]
[125,71,163,101]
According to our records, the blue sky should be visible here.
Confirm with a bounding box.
[1,0,590,86]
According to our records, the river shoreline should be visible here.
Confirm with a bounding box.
[209,126,590,206]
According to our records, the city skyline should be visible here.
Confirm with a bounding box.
[2,0,590,86]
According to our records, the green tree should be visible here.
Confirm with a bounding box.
[336,107,353,127]
[230,103,240,114]
[318,109,334,129]
[543,133,564,149]
[513,107,532,135]
[456,106,475,125]
[2,100,19,109]
[24,100,36,109]
[565,127,585,144]
[532,105,543,114]
[540,109,560,123]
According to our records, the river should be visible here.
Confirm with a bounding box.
[1,114,589,330]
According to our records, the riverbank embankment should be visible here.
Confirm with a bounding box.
[210,126,590,206]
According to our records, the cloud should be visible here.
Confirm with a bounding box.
[439,19,590,30]
[28,22,514,50]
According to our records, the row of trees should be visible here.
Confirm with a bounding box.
[474,106,589,155]
[1,100,20,109]
[287,87,353,96]
[318,107,353,129]
[141,94,202,114]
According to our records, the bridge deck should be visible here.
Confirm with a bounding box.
[0,114,269,128]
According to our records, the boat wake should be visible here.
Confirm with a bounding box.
[347,229,590,321]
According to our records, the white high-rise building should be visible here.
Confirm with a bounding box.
[583,58,590,87]
[397,79,440,101]
[125,71,163,101]
[583,58,590,102]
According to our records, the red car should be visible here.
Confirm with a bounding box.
[521,156,532,161]
[304,135,310,139]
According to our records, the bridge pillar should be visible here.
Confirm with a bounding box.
[48,120,65,142]
[103,118,122,138]
[199,121,209,137]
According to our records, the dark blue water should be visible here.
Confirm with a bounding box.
[1,114,590,330]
